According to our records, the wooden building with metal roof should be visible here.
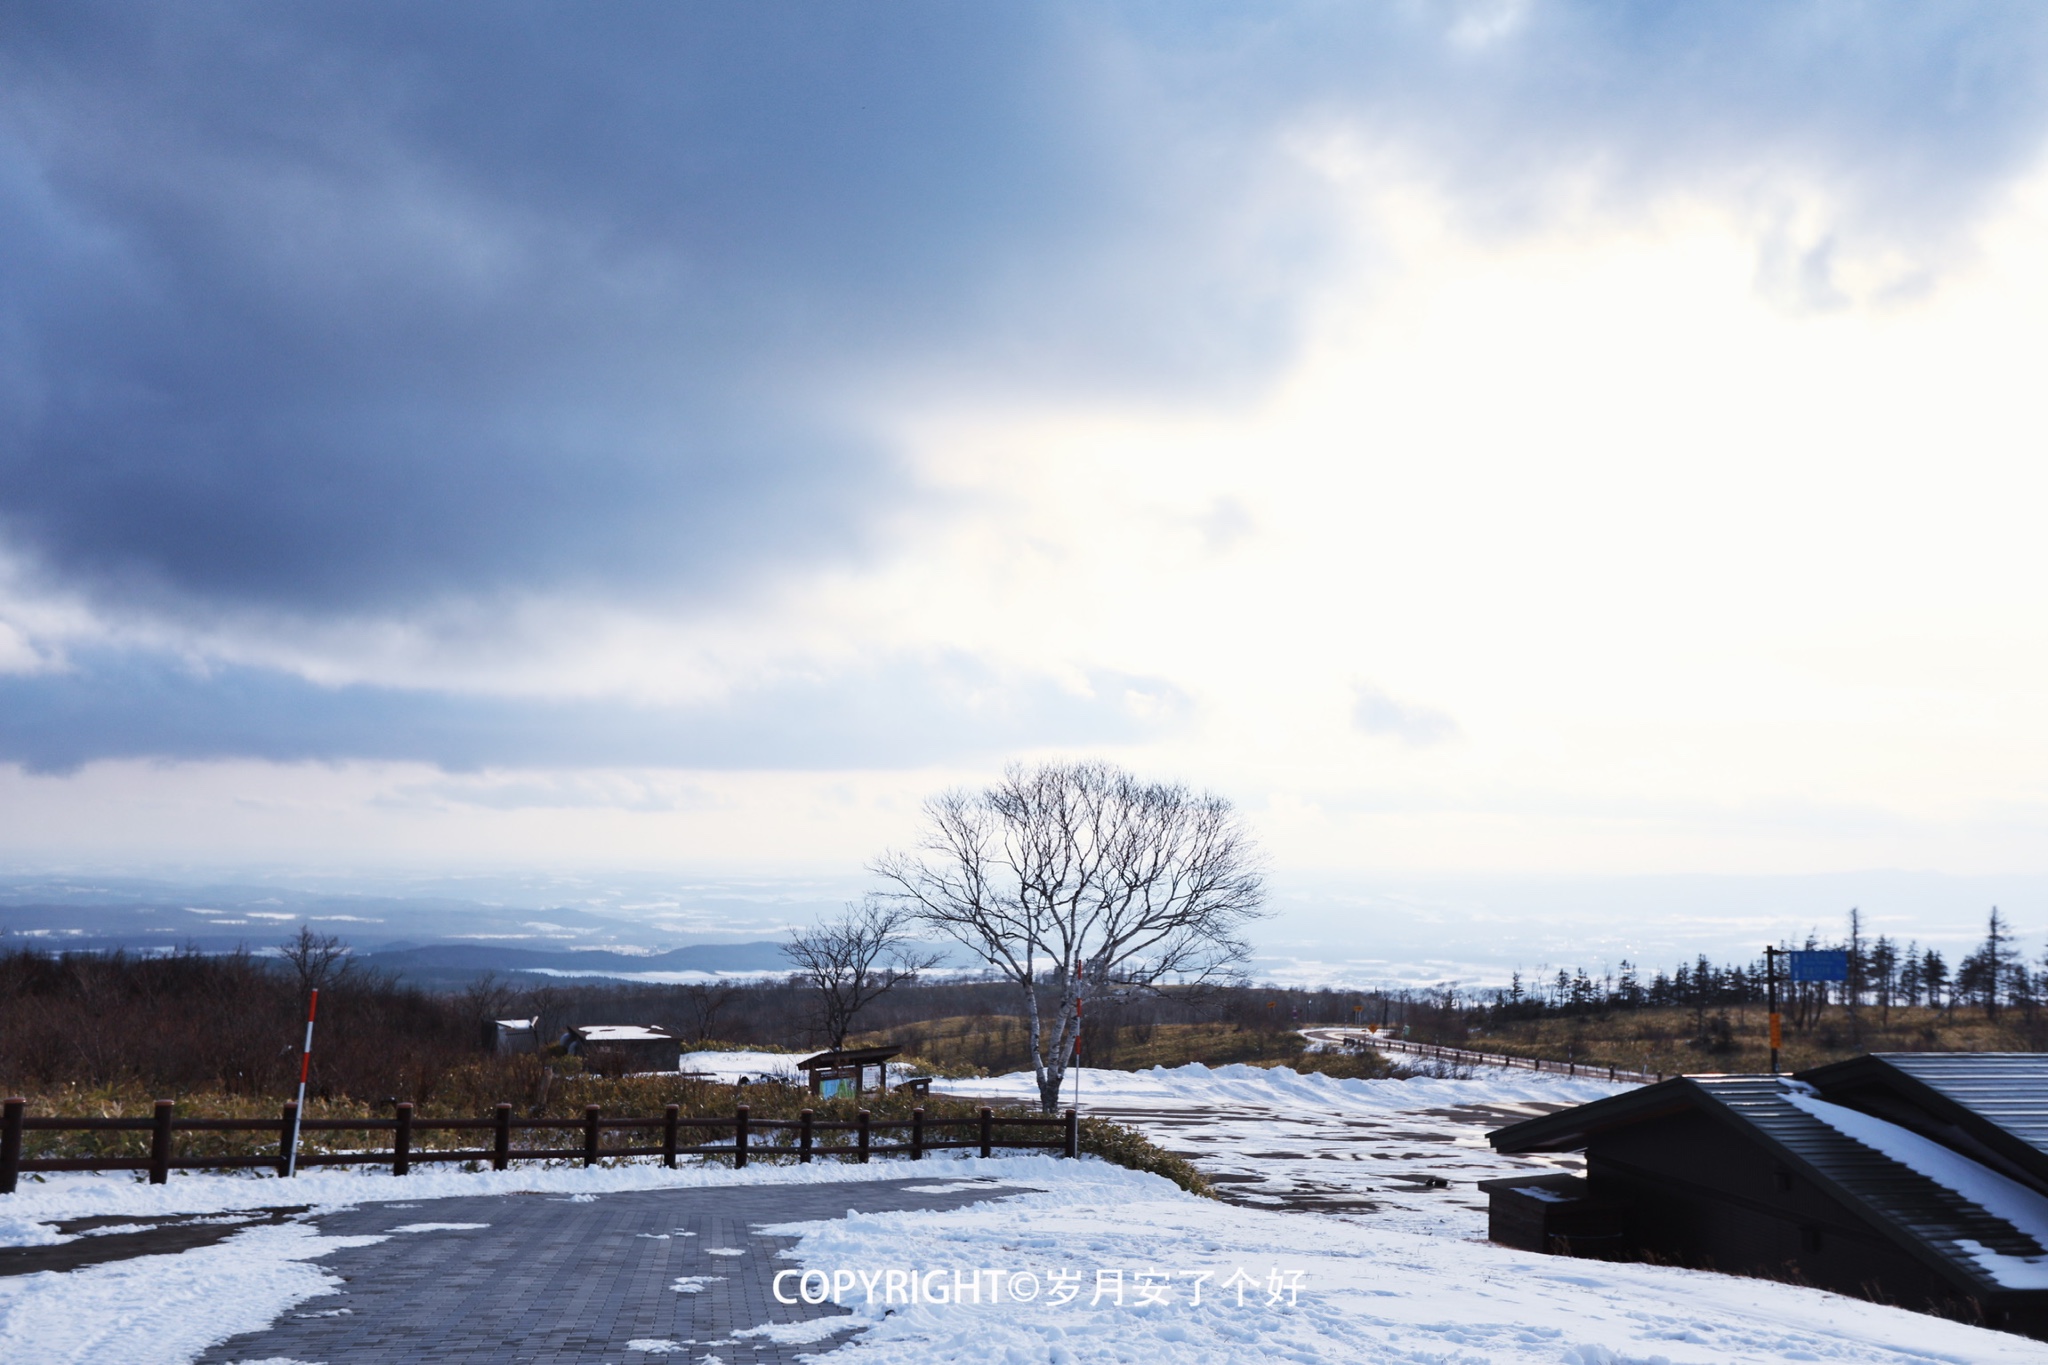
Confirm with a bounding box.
[794,1045,901,1098]
[1488,1060,2048,1338]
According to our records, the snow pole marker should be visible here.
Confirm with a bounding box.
[285,988,318,1177]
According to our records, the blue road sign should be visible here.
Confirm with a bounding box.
[1785,949,1848,983]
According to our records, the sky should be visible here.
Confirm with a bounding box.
[6,3,2048,959]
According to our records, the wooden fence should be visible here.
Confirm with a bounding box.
[1341,1034,1665,1085]
[0,1098,1079,1195]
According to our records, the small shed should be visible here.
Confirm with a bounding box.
[492,1017,540,1055]
[567,1025,679,1074]
[795,1045,902,1098]
[1474,1172,1626,1257]
[1489,1068,2048,1338]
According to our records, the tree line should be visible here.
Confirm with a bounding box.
[1483,907,2035,1025]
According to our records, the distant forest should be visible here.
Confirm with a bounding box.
[1,906,2036,1100]
[1482,908,2033,1025]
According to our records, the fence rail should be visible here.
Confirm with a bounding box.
[1318,1030,1665,1085]
[0,1098,1079,1195]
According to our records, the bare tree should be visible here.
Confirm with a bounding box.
[522,983,568,1047]
[277,926,351,1002]
[784,897,944,1050]
[461,971,520,1048]
[675,981,745,1044]
[875,760,1265,1112]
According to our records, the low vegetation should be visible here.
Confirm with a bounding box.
[1466,1003,2048,1077]
[9,1064,1207,1194]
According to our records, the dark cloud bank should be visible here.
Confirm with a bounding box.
[0,651,1184,773]
[3,2,2047,768]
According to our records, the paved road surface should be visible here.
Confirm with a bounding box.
[192,1177,1031,1364]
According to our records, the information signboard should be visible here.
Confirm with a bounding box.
[1785,949,1848,983]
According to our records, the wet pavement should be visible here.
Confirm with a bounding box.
[189,1177,1033,1364]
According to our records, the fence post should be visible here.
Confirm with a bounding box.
[583,1105,601,1167]
[279,1102,298,1177]
[734,1104,749,1169]
[150,1100,174,1185]
[911,1107,924,1161]
[857,1109,870,1164]
[393,1103,413,1177]
[979,1106,992,1160]
[1,1097,23,1195]
[1063,1108,1078,1159]
[663,1104,679,1169]
[799,1109,813,1165]
[494,1103,512,1171]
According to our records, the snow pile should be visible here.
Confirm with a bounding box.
[761,1162,2048,1365]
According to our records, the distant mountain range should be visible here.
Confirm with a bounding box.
[0,872,799,987]
[355,940,792,987]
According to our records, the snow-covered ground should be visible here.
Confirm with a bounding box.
[937,1061,1629,1231]
[6,1065,2047,1362]
[0,1155,1069,1362]
[764,1159,2048,1365]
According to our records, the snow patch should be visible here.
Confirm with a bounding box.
[934,1059,1631,1113]
[731,1315,858,1343]
[0,1222,386,1364]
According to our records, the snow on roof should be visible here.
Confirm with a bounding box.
[573,1025,674,1042]
[1788,1091,2048,1290]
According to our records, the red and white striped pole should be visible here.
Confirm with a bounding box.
[285,988,318,1177]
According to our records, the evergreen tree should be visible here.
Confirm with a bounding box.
[1923,948,1950,1015]
[1898,942,1922,1007]
[1870,935,1898,1021]
[1973,908,2014,1019]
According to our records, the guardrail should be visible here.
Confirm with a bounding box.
[0,1099,1079,1195]
[1314,1030,1664,1085]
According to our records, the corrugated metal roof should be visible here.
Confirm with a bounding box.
[1871,1053,2048,1161]
[1492,1074,2048,1297]
[1695,1076,2042,1291]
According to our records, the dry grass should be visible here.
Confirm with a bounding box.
[1467,1004,2048,1076]
[7,1058,1210,1195]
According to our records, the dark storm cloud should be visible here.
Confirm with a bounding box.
[5,3,2047,619]
[5,3,2048,770]
[0,651,1185,773]
[0,4,1130,612]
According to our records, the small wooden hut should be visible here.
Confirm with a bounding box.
[795,1045,901,1098]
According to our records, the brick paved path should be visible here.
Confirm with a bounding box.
[195,1176,1030,1364]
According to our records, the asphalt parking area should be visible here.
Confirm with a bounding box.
[191,1177,1032,1365]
